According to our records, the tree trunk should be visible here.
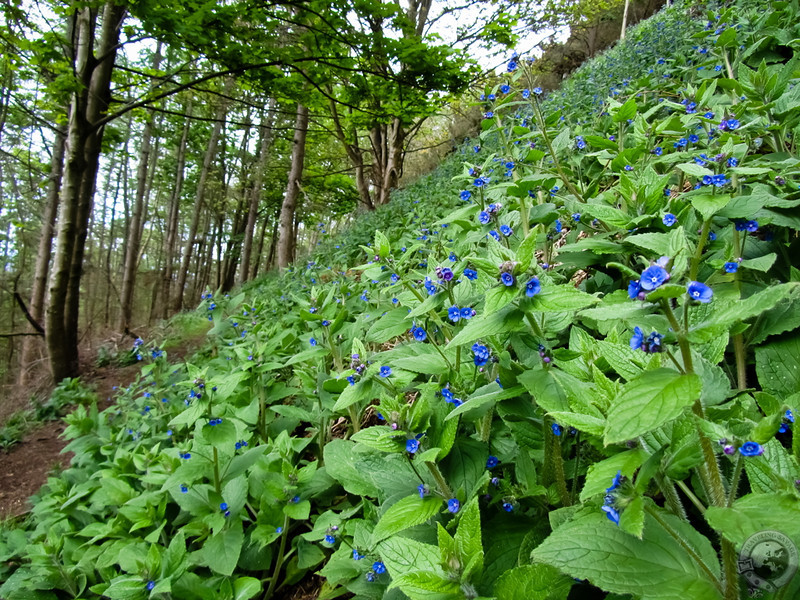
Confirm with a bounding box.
[161,97,192,319]
[620,0,631,40]
[119,43,162,333]
[277,103,309,269]
[239,98,276,284]
[46,2,126,382]
[174,79,232,311]
[370,118,405,206]
[18,126,66,384]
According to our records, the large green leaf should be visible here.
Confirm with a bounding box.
[755,332,800,396]
[379,537,443,577]
[389,571,462,600]
[446,305,524,349]
[202,520,244,576]
[705,493,800,546]
[372,495,443,544]
[604,369,701,445]
[494,564,573,600]
[531,509,722,599]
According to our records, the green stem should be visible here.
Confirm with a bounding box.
[727,454,743,508]
[478,408,493,443]
[264,514,291,600]
[676,479,707,515]
[425,461,452,498]
[406,454,426,485]
[546,419,571,506]
[660,299,694,374]
[656,474,688,520]
[732,333,747,391]
[690,219,713,281]
[212,447,221,496]
[347,405,361,434]
[721,538,740,600]
[532,99,584,202]
[645,504,723,595]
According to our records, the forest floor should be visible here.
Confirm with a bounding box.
[0,337,204,519]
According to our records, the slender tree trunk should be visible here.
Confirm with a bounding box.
[119,43,162,332]
[277,103,309,269]
[620,0,630,40]
[174,80,232,311]
[46,2,125,382]
[162,98,191,319]
[265,212,279,272]
[239,98,276,284]
[251,209,269,279]
[18,127,66,384]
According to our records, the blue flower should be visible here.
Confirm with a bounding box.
[746,220,758,232]
[640,265,670,291]
[607,471,623,492]
[601,504,621,524]
[478,211,491,224]
[146,581,156,591]
[379,366,392,377]
[687,281,713,303]
[373,561,387,575]
[447,499,461,513]
[418,484,428,498]
[460,307,473,319]
[413,327,427,341]
[500,84,510,94]
[662,213,677,226]
[180,484,188,493]
[724,261,738,273]
[325,534,336,544]
[507,60,517,72]
[628,280,642,299]
[353,549,364,560]
[522,89,530,99]
[472,343,490,366]
[739,441,763,457]
[500,272,515,287]
[630,326,644,350]
[460,190,471,201]
[554,219,562,233]
[489,230,500,241]
[572,213,581,222]
[463,267,478,280]
[474,177,486,187]
[406,439,419,453]
[533,87,542,95]
[525,277,541,297]
[500,224,513,237]
[220,502,228,511]
[653,146,663,156]
[551,423,563,436]
[448,306,461,322]
[346,376,356,385]
[486,456,499,468]
[310,338,317,346]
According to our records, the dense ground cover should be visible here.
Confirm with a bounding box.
[2,0,800,598]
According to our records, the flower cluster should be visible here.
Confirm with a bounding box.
[629,327,663,353]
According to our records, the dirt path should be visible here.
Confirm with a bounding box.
[0,340,202,519]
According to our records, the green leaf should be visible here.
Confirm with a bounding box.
[755,332,800,396]
[484,284,519,315]
[446,305,523,349]
[584,135,619,151]
[691,194,732,220]
[366,308,414,343]
[551,127,572,155]
[102,577,147,600]
[202,520,244,576]
[618,495,644,539]
[580,449,646,502]
[445,384,525,421]
[351,426,404,453]
[705,493,800,545]
[372,495,443,544]
[740,253,776,272]
[323,440,380,497]
[389,571,462,600]
[454,498,483,577]
[604,369,701,445]
[518,368,569,413]
[613,97,637,123]
[284,499,311,520]
[332,377,374,412]
[531,509,722,599]
[375,230,391,260]
[677,162,714,178]
[494,564,573,600]
[379,537,443,576]
[233,577,262,600]
[689,283,799,341]
[516,228,538,272]
[528,286,599,312]
[547,411,604,436]
[202,419,237,447]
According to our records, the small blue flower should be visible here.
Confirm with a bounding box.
[630,326,644,350]
[276,526,283,533]
[739,441,763,456]
[486,456,499,468]
[662,213,677,226]
[572,213,581,222]
[310,338,317,346]
[353,549,364,560]
[460,307,473,320]
[500,224,513,237]
[447,498,461,513]
[379,366,392,377]
[554,219,562,233]
[413,327,427,341]
[640,265,670,291]
[525,277,541,298]
[687,281,713,303]
[479,211,491,224]
[463,268,478,280]
[180,485,188,493]
[448,306,461,322]
[522,89,530,99]
[146,581,156,591]
[418,484,428,498]
[373,561,387,575]
[551,423,562,436]
[489,230,500,241]
[500,272,515,287]
[500,84,510,94]
[472,343,490,367]
[601,504,620,524]
[607,471,623,492]
[406,439,419,453]
[325,535,336,544]
[628,280,642,300]
[533,87,542,95]
[724,262,738,273]
[321,319,330,326]
[220,502,228,511]
[503,502,514,512]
